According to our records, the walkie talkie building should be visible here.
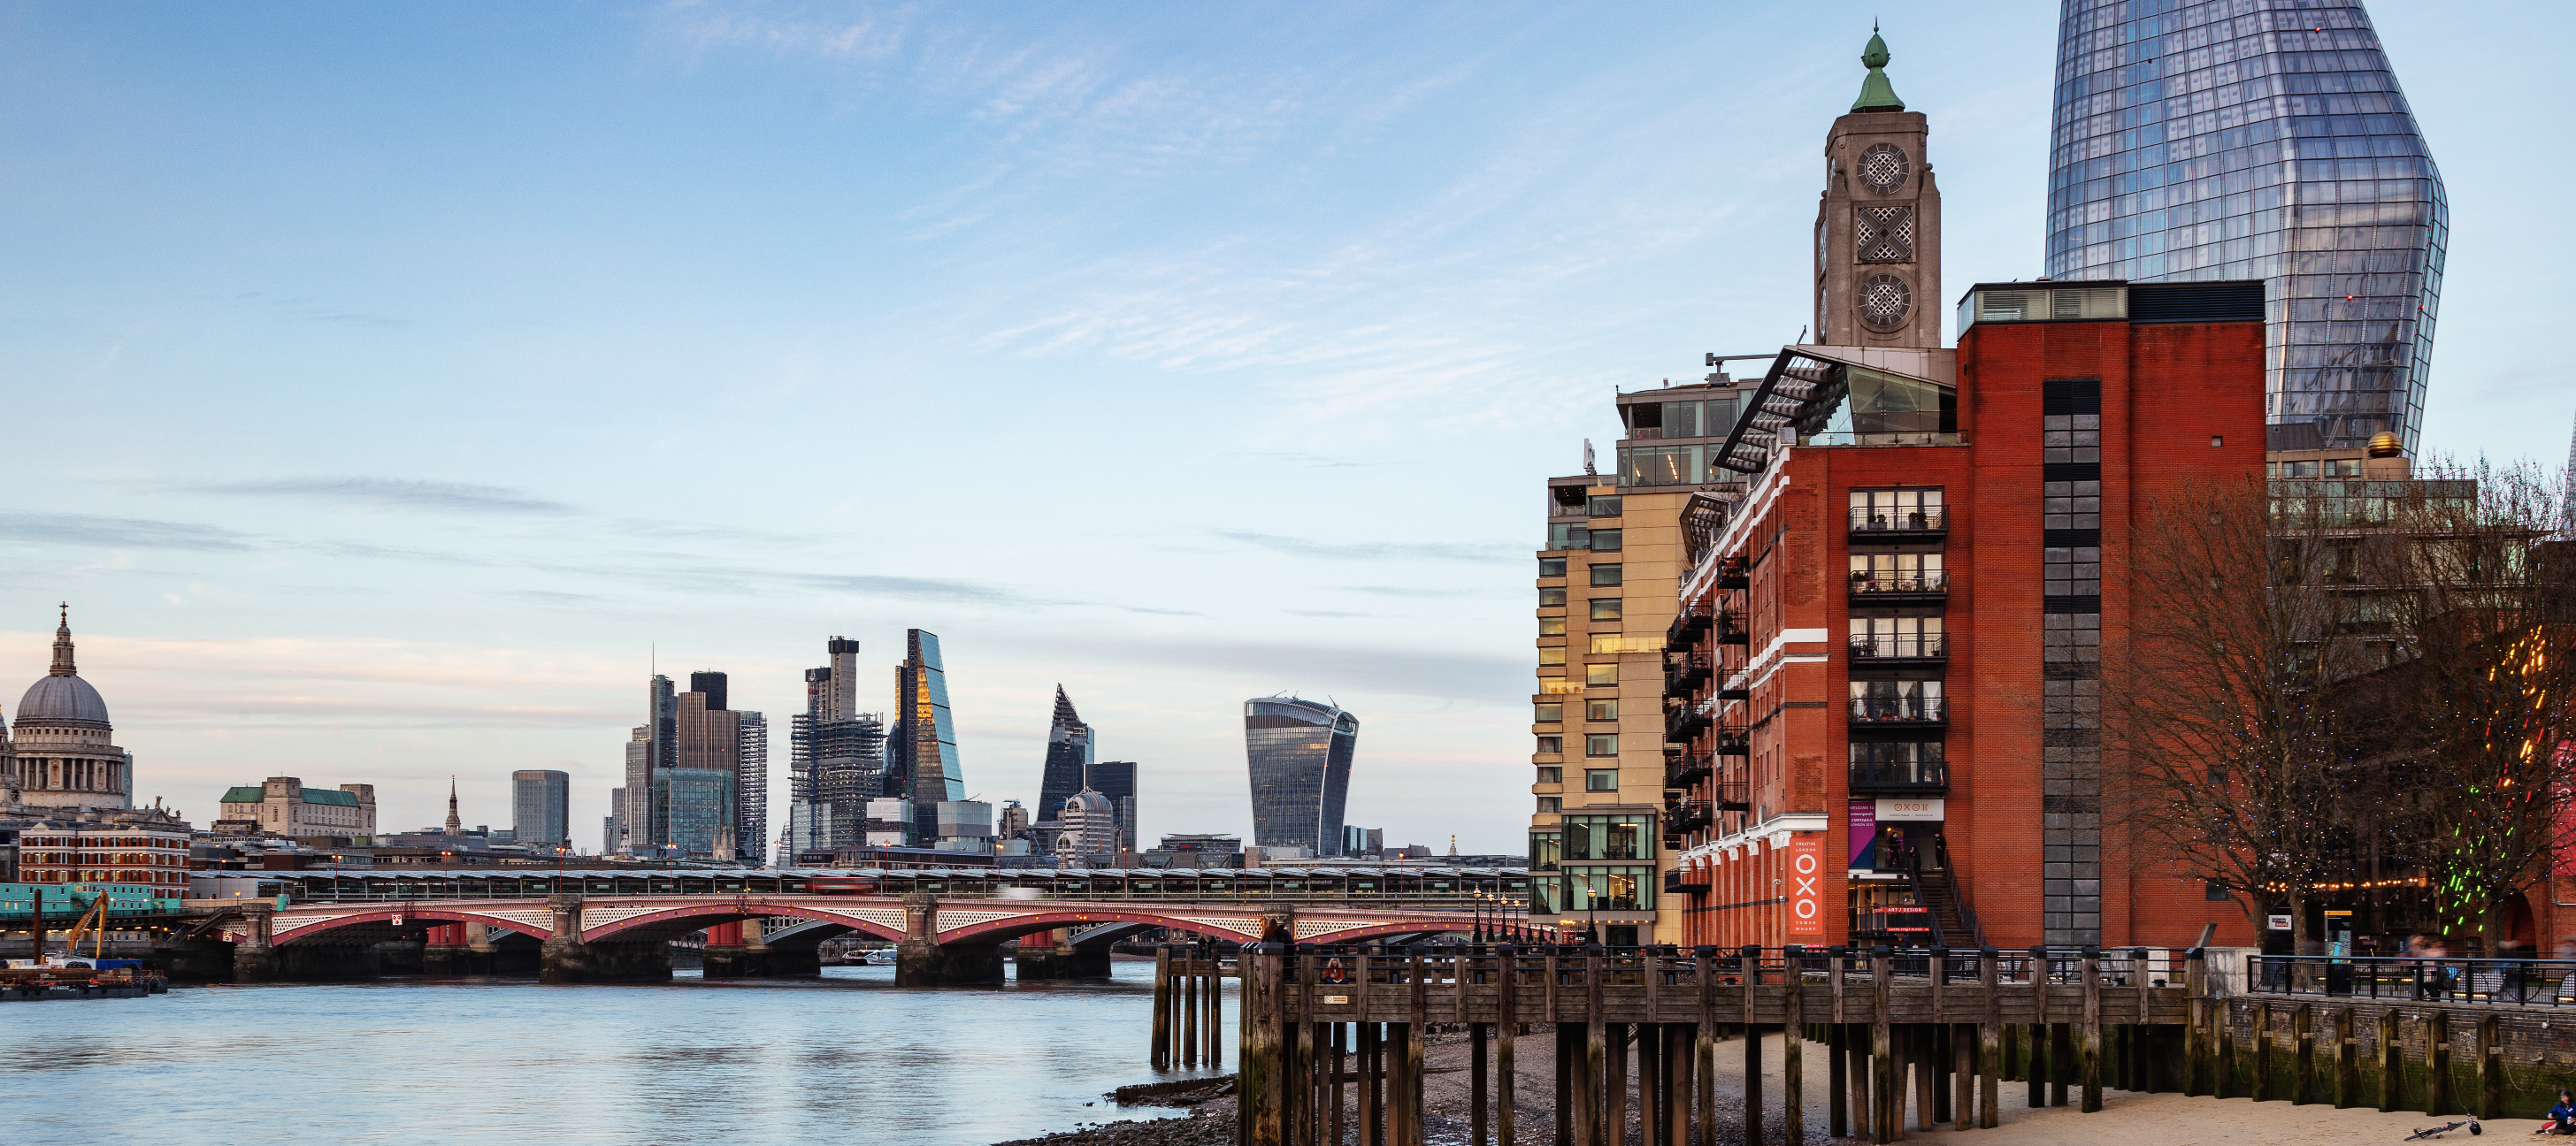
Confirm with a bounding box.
[2046,0,2445,451]
[1243,697,1357,856]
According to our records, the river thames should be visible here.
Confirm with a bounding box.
[15,960,1230,1146]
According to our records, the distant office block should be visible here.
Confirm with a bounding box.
[1244,697,1358,857]
[892,630,966,844]
[510,769,571,847]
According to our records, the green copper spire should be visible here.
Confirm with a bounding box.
[1852,23,1905,112]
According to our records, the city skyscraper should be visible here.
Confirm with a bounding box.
[736,710,767,865]
[1242,697,1357,856]
[891,630,965,845]
[1089,760,1138,858]
[1035,685,1094,824]
[2046,0,2445,451]
[620,674,675,855]
[789,636,886,856]
[511,768,570,848]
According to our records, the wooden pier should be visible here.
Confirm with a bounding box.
[1162,942,2198,1145]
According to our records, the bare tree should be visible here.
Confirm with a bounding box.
[2358,457,2576,954]
[2099,476,2389,955]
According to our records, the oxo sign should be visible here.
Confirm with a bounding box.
[1788,835,1825,936]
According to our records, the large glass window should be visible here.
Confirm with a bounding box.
[1584,734,1619,758]
[1548,523,1590,550]
[1850,488,1944,531]
[1538,648,1567,666]
[1587,495,1623,517]
[1849,740,1946,786]
[1584,768,1617,791]
[1538,617,1566,638]
[1589,599,1622,621]
[1850,549,1945,590]
[1535,737,1561,756]
[1533,703,1563,723]
[1590,530,1622,552]
[1538,558,1566,577]
[1564,866,1656,912]
[1584,664,1619,686]
[1561,814,1653,860]
[1591,564,1622,587]
[1584,699,1618,722]
[1529,831,1561,871]
[1530,874,1564,914]
[1619,444,1709,487]
[1538,587,1567,607]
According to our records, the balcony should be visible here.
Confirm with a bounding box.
[1848,634,1949,665]
[1715,610,1750,646]
[1848,757,1948,793]
[1665,867,1708,894]
[1714,780,1750,812]
[1665,606,1714,646]
[1716,560,1749,590]
[1849,570,1951,603]
[1849,696,1949,727]
[1718,670,1752,699]
[1850,508,1948,539]
[1666,753,1713,787]
[1712,724,1750,757]
[1662,652,1713,698]
[1663,698,1714,741]
[1665,797,1714,833]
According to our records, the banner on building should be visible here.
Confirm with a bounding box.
[1847,799,1875,869]
[1789,833,1826,936]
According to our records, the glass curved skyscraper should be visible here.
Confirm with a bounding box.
[1243,697,1357,856]
[2046,0,2445,451]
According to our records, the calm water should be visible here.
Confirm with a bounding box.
[11,960,1233,1146]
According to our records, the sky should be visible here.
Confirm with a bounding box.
[0,1,2565,855]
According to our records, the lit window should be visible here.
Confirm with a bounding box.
[1591,564,1623,587]
[1584,663,1619,686]
[1538,618,1567,638]
[1538,587,1568,607]
[1585,769,1619,791]
[1586,699,1619,722]
[1591,599,1622,621]
[1538,648,1568,666]
[1585,735,1620,758]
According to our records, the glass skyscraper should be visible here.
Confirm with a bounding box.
[2046,0,2445,450]
[892,629,965,844]
[1035,684,1094,824]
[1243,697,1357,856]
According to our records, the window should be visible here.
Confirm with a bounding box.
[1585,699,1619,722]
[1539,558,1567,577]
[1537,797,1561,814]
[1587,495,1623,517]
[1564,866,1655,912]
[1537,648,1567,666]
[1585,735,1619,758]
[1590,599,1622,621]
[1590,530,1622,552]
[1535,737,1562,756]
[1591,564,1623,586]
[1584,768,1619,790]
[1529,832,1561,871]
[1549,523,1591,550]
[1538,587,1568,607]
[1536,766,1561,783]
[1561,814,1654,860]
[1533,703,1563,723]
[1529,874,1563,914]
[1584,663,1619,686]
[1850,487,1945,529]
[1538,617,1566,638]
[2205,882,2231,902]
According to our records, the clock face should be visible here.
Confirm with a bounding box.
[1859,143,1908,195]
[1859,274,1912,330]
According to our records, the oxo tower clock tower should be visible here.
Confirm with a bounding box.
[1814,27,1942,349]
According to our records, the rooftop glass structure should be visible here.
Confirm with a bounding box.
[1243,697,1358,856]
[2045,0,2445,452]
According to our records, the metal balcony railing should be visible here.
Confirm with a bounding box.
[1850,508,1949,536]
[1663,699,1714,741]
[1712,725,1750,756]
[1718,670,1752,699]
[1666,606,1714,644]
[1666,753,1713,787]
[1716,561,1750,590]
[1664,867,1708,893]
[1662,653,1713,698]
[1849,635,1949,663]
[1665,798,1713,832]
[1848,696,1949,724]
[1849,570,1951,599]
[1714,780,1749,811]
[1715,609,1750,645]
[1848,758,1948,792]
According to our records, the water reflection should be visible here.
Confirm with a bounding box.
[10,960,1232,1146]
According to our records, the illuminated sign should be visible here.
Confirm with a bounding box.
[1788,835,1826,936]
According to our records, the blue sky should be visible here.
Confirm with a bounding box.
[1,1,2564,853]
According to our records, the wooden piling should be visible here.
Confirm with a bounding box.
[1242,943,1285,1146]
[1332,1022,1348,1146]
[1871,948,1897,1144]
[1784,946,1805,1146]
[1696,949,1715,1146]
[1153,944,1173,1068]
[1360,951,1381,1146]
[1664,1022,1690,1146]
[1183,951,1200,1066]
[2478,1013,2501,1119]
[1913,1025,1935,1131]
[1473,1021,1490,1146]
[1407,951,1429,1146]
[1829,950,1849,1140]
[1499,947,1518,1146]
[1980,949,2000,1128]
[2427,1009,2450,1117]
[1851,1022,1874,1142]
[2293,1003,2315,1106]
[2183,949,2208,1096]
[2252,1000,2272,1103]
[2378,1012,2399,1113]
[1953,1022,1974,1131]
[2027,947,2049,1111]
[1583,949,1604,1146]
[1742,945,1763,1146]
[2082,949,2103,1113]
[2334,1006,2357,1110]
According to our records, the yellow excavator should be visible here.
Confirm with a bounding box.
[58,892,111,965]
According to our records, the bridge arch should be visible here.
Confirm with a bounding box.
[936,909,1260,948]
[580,903,905,946]
[273,906,546,947]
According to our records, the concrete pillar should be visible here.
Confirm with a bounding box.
[891,894,1003,985]
[1016,927,1112,980]
[231,904,277,983]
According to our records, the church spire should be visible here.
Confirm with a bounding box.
[445,776,462,835]
[49,602,75,677]
[1852,24,1905,112]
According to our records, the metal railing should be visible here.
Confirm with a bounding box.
[1850,570,1951,596]
[1849,634,1949,661]
[1848,757,1948,791]
[2245,954,2576,1005]
[1848,695,1949,723]
[1850,508,1949,534]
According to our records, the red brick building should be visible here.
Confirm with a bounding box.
[1661,281,2272,951]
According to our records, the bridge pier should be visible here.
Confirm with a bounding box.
[423,921,494,975]
[540,940,671,983]
[1015,930,1111,980]
[892,894,1003,985]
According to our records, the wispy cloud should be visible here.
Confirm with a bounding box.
[1215,531,1515,562]
[0,513,257,551]
[167,477,577,516]
[1286,609,1376,618]
[1338,585,1474,598]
